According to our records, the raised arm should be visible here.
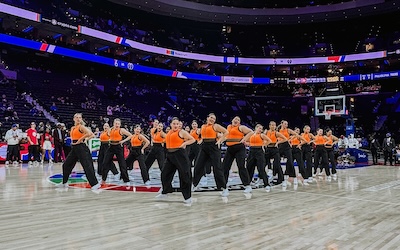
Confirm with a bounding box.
[214,123,228,146]
[179,130,195,149]
[139,134,151,153]
[120,128,133,145]
[240,125,255,143]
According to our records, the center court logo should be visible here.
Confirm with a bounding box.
[48,172,161,192]
[48,171,248,192]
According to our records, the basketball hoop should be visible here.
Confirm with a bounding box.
[324,111,332,120]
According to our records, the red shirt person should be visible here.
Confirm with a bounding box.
[26,122,40,164]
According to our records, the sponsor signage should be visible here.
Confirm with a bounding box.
[295,77,326,84]
[88,138,101,152]
[221,76,253,84]
[326,76,340,82]
[41,17,78,30]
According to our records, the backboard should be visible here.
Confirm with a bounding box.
[315,95,346,119]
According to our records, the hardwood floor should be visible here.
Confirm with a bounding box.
[1,163,400,250]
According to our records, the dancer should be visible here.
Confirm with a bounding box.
[56,113,100,190]
[289,127,307,185]
[156,117,195,206]
[145,122,166,172]
[222,116,254,193]
[325,129,339,178]
[301,125,315,183]
[246,124,272,192]
[264,121,286,186]
[192,113,229,196]
[126,124,151,185]
[149,119,159,137]
[102,118,132,186]
[97,123,119,180]
[277,120,297,185]
[187,120,201,167]
[313,128,330,181]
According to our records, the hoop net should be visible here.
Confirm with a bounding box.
[324,111,332,120]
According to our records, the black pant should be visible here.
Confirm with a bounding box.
[187,143,200,167]
[384,149,394,165]
[6,144,20,162]
[326,148,337,174]
[292,146,306,178]
[302,144,313,179]
[371,148,378,164]
[279,142,296,177]
[193,142,226,189]
[54,142,64,163]
[247,148,269,186]
[97,143,118,176]
[126,148,149,183]
[161,149,192,200]
[265,147,284,183]
[314,145,329,176]
[223,144,251,186]
[62,143,98,186]
[102,144,129,182]
[28,145,40,162]
[145,144,165,172]
[63,145,71,158]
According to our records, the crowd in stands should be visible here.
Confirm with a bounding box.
[3,0,400,60]
[2,3,400,80]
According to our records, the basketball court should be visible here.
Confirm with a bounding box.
[1,161,400,249]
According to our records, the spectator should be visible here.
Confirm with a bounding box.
[382,133,396,166]
[41,128,54,164]
[26,122,40,165]
[4,124,22,166]
[52,123,65,163]
[369,133,380,165]
[50,102,58,111]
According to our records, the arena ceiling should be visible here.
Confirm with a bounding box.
[181,0,354,9]
[108,0,400,25]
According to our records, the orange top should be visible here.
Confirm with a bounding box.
[130,135,143,147]
[109,128,122,141]
[70,125,84,141]
[190,129,200,141]
[314,135,326,145]
[153,131,164,144]
[279,128,290,139]
[249,134,264,147]
[165,130,184,149]
[290,137,301,146]
[266,130,277,143]
[226,125,244,146]
[201,124,217,139]
[325,135,333,146]
[150,128,157,140]
[100,131,110,142]
[302,132,311,143]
